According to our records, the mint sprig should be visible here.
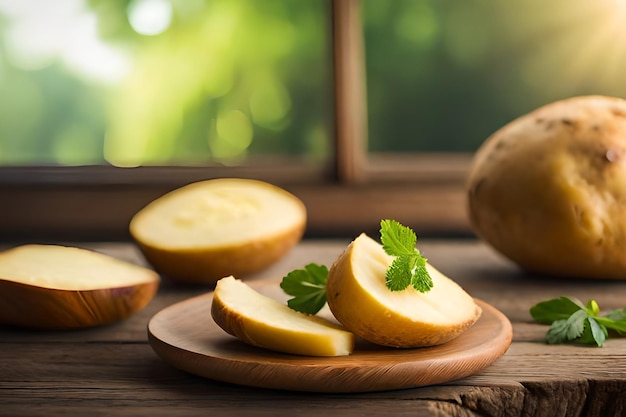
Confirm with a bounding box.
[380,219,433,293]
[280,220,433,314]
[530,297,626,347]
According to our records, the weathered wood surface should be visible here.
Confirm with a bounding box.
[2,240,626,417]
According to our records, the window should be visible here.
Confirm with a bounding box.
[364,0,626,155]
[3,0,626,241]
[0,0,332,166]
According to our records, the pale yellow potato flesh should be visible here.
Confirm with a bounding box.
[130,178,306,283]
[0,245,158,290]
[211,276,354,356]
[131,179,305,249]
[467,95,626,279]
[327,234,481,348]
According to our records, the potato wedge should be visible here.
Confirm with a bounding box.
[211,276,354,356]
[326,234,481,348]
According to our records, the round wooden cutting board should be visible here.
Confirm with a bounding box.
[147,279,512,393]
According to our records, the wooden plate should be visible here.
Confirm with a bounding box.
[148,279,512,393]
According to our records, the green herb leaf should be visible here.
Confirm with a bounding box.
[280,263,328,314]
[604,308,626,322]
[545,309,587,344]
[530,297,625,347]
[380,219,433,293]
[281,220,433,314]
[545,319,572,344]
[529,296,585,324]
[380,219,417,257]
[411,257,433,292]
[595,315,626,333]
[586,318,608,347]
[385,256,412,291]
[578,318,596,345]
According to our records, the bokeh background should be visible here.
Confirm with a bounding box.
[1,0,626,166]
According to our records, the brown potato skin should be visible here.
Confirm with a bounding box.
[130,179,307,284]
[467,95,626,279]
[0,279,159,329]
[135,222,305,284]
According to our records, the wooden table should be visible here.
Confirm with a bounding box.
[2,239,626,417]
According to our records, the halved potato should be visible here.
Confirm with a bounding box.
[211,276,354,356]
[326,234,481,348]
[0,244,159,329]
[130,178,306,284]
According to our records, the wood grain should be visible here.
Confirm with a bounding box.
[3,240,626,416]
[332,0,368,183]
[148,286,512,392]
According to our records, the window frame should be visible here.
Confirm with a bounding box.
[0,0,471,242]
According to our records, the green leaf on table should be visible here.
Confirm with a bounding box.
[529,296,585,324]
[545,309,587,344]
[604,307,626,322]
[583,317,608,347]
[531,297,625,347]
[596,314,626,333]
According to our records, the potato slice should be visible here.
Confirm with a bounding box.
[0,244,159,329]
[130,178,306,284]
[211,276,354,356]
[326,234,481,348]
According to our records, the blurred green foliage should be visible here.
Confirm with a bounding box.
[0,0,331,166]
[1,0,626,165]
[365,0,626,152]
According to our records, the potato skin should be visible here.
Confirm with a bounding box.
[134,223,305,284]
[210,276,354,356]
[467,95,626,279]
[326,236,481,348]
[326,242,449,347]
[0,280,159,329]
[130,178,307,284]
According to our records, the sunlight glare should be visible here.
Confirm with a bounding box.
[0,0,130,83]
[127,0,173,36]
[518,0,626,97]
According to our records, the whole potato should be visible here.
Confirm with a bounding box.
[467,95,626,279]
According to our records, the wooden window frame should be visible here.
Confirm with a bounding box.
[0,0,472,242]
